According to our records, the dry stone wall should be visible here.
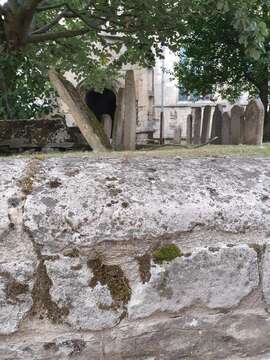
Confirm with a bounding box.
[2,156,270,359]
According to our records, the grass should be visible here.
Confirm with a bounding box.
[2,144,270,161]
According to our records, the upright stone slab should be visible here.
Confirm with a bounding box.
[201,105,211,144]
[173,125,182,144]
[222,111,232,145]
[101,114,112,140]
[48,69,111,152]
[244,99,265,145]
[186,114,193,144]
[112,88,125,149]
[123,70,137,151]
[211,105,223,144]
[192,107,202,145]
[231,105,245,145]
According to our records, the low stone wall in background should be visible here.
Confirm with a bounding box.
[1,156,270,359]
[0,119,90,152]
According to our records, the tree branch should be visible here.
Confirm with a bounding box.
[27,27,91,43]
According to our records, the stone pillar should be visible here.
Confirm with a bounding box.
[231,105,245,145]
[101,114,112,140]
[186,114,193,145]
[222,111,232,145]
[201,106,211,144]
[244,99,265,145]
[112,88,125,149]
[173,126,182,145]
[192,107,202,145]
[123,70,137,151]
[211,105,223,144]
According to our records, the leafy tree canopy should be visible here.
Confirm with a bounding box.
[0,0,188,119]
[173,0,270,137]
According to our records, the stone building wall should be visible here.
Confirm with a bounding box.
[1,155,270,359]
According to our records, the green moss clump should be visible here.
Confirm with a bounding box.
[88,258,131,307]
[153,244,182,264]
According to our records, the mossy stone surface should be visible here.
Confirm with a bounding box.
[153,244,182,264]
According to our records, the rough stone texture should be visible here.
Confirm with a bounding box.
[244,99,265,145]
[211,105,223,144]
[123,70,137,151]
[0,119,89,150]
[222,111,232,145]
[231,105,245,145]
[173,125,182,144]
[201,105,212,143]
[129,245,259,320]
[2,156,270,359]
[112,87,125,149]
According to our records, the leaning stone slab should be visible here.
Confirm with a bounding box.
[49,69,111,152]
[211,105,223,144]
[244,99,265,145]
[192,107,202,145]
[201,105,211,143]
[231,105,245,145]
[123,70,137,151]
[222,111,232,145]
[129,245,259,320]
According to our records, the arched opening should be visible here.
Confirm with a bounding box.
[85,88,117,138]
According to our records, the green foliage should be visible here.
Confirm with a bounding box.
[174,1,270,104]
[0,0,190,119]
[153,244,182,264]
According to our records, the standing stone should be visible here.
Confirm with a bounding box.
[222,111,232,145]
[186,114,193,145]
[211,105,223,144]
[123,70,137,151]
[244,99,265,145]
[201,106,212,144]
[173,125,182,144]
[101,114,113,141]
[192,107,202,145]
[231,105,245,145]
[112,88,125,149]
[48,69,111,152]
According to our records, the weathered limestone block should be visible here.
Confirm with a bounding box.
[0,160,37,335]
[222,111,232,145]
[2,156,270,359]
[244,99,265,145]
[112,87,125,149]
[192,107,202,145]
[45,256,127,331]
[123,70,137,151]
[211,105,223,144]
[262,244,270,305]
[231,105,245,145]
[129,245,259,320]
[186,114,193,144]
[23,157,270,253]
[173,125,182,144]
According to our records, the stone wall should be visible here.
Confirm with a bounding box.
[1,156,270,359]
[0,119,89,152]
